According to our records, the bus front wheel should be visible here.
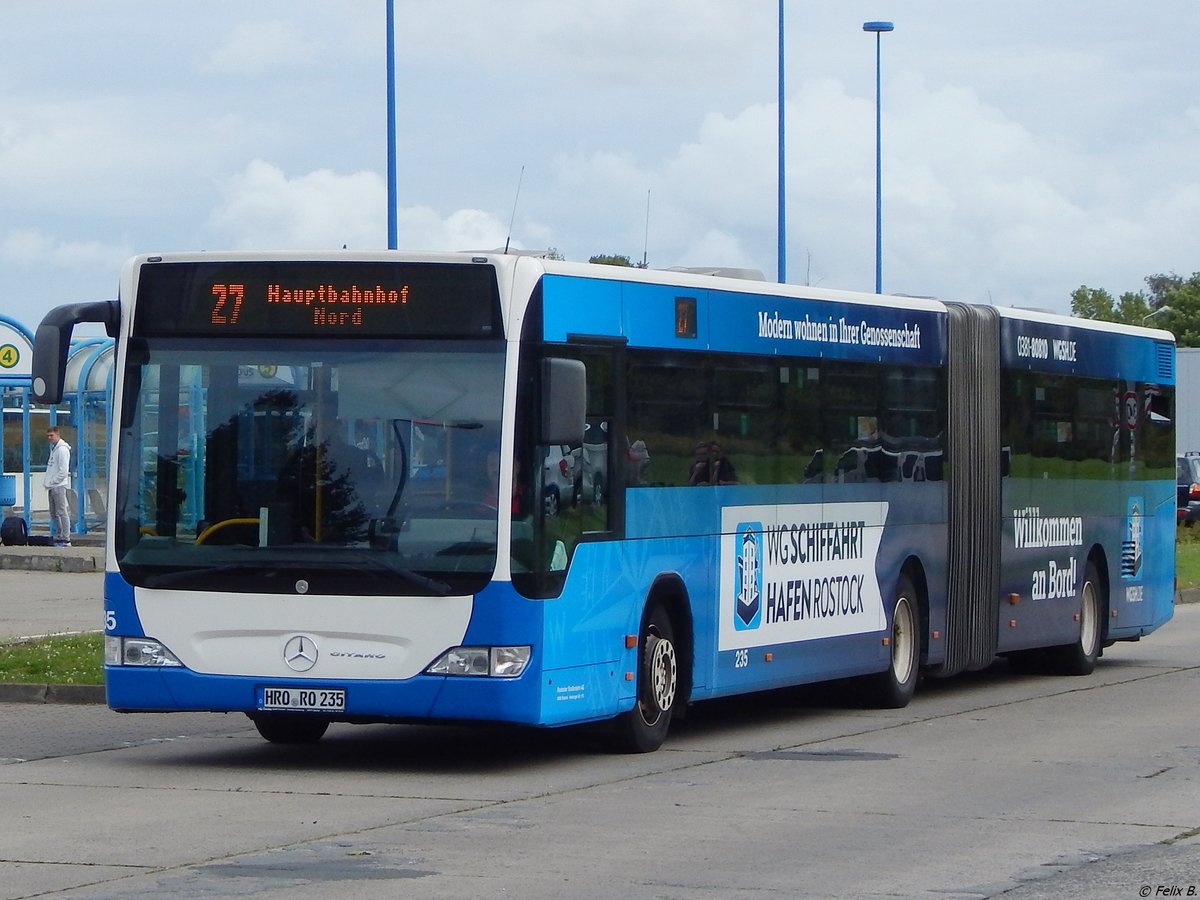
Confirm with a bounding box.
[249,713,330,744]
[608,603,678,753]
[863,576,920,708]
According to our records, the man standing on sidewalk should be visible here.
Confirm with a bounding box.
[45,425,72,547]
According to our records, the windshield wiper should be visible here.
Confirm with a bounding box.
[337,553,453,595]
[140,556,452,596]
[142,563,261,588]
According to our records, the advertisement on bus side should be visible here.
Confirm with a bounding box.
[717,502,889,651]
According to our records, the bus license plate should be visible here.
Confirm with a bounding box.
[260,687,345,712]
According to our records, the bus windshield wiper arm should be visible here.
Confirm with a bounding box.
[142,557,453,596]
[339,554,453,596]
[142,563,260,588]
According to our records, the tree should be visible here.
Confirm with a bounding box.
[1145,273,1183,307]
[1071,285,1152,325]
[1070,272,1200,345]
[1114,290,1154,325]
[589,254,634,267]
[1151,272,1200,347]
[1070,285,1116,321]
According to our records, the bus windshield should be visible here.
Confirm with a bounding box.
[115,339,505,596]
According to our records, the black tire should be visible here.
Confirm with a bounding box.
[608,604,678,753]
[863,575,920,708]
[1048,560,1103,676]
[250,713,330,744]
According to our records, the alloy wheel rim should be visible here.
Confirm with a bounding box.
[642,631,677,722]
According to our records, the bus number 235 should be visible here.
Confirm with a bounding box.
[734,649,749,669]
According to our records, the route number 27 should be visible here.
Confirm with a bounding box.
[210,284,245,325]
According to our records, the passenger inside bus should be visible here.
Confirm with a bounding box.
[688,440,737,485]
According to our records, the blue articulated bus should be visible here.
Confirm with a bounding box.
[31,252,1176,752]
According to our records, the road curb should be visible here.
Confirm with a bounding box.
[0,545,104,572]
[0,682,105,704]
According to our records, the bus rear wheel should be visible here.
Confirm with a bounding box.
[608,603,678,753]
[1049,561,1103,676]
[250,713,330,744]
[863,576,920,708]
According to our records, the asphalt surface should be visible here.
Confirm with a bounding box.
[1,546,1198,897]
[2,608,1198,899]
[0,567,104,642]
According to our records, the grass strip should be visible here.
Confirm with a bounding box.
[1178,525,1200,590]
[0,632,103,685]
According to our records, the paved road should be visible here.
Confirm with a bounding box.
[0,570,103,641]
[1,604,1197,899]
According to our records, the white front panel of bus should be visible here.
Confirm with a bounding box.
[136,589,472,680]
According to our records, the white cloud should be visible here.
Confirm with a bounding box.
[208,160,386,249]
[3,1,1200,326]
[207,160,514,254]
[395,206,510,253]
[0,228,131,270]
[199,21,322,76]
[537,51,1200,312]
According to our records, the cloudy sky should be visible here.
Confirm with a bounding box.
[2,1,1199,334]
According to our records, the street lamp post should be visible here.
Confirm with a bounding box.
[777,0,786,284]
[863,21,893,294]
[386,0,398,250]
[1143,306,1173,326]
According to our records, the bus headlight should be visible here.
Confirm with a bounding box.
[105,636,183,667]
[425,645,531,678]
[490,645,532,677]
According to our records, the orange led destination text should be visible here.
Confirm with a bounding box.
[266,282,410,328]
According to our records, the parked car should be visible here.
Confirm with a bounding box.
[1177,454,1200,525]
[543,443,581,516]
[581,419,609,505]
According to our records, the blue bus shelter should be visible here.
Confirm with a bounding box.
[1,312,114,537]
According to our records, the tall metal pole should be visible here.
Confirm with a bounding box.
[873,31,882,293]
[863,22,893,294]
[386,0,398,250]
[777,0,786,284]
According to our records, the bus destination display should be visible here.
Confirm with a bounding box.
[134,261,500,338]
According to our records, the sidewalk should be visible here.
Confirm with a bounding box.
[0,536,104,573]
[0,567,105,641]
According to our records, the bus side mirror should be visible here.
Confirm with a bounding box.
[31,301,119,404]
[541,357,586,446]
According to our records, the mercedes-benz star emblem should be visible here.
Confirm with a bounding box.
[283,635,318,672]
